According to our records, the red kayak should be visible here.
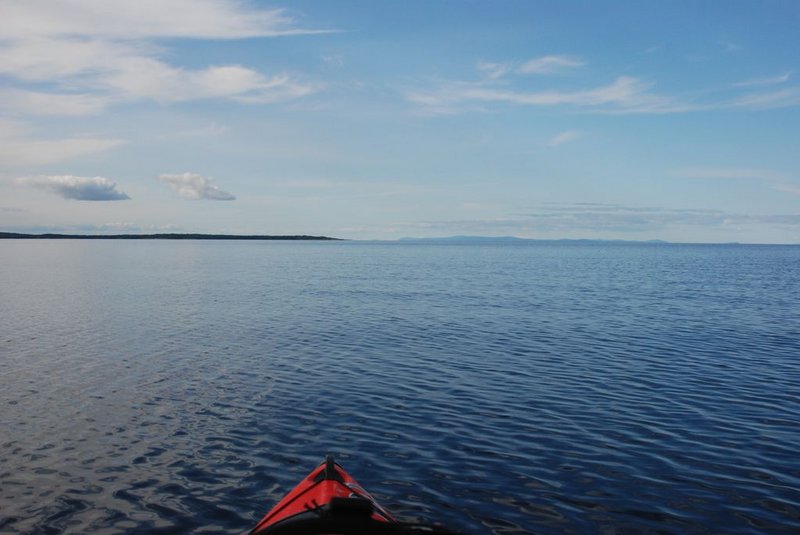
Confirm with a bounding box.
[249,456,458,535]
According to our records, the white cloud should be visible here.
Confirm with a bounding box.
[0,88,110,116]
[547,130,584,147]
[0,38,317,111]
[517,55,584,75]
[101,61,316,104]
[0,37,145,82]
[0,1,327,40]
[0,1,325,115]
[159,172,236,200]
[19,175,130,200]
[0,38,315,104]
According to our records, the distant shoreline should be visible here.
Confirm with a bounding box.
[0,232,341,241]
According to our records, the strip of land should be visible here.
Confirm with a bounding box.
[0,232,340,240]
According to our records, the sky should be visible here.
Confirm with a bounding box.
[0,0,799,243]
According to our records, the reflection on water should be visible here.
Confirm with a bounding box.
[1,240,799,534]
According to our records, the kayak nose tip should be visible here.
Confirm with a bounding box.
[324,455,337,478]
[313,454,345,483]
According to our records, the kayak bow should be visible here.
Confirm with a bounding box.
[250,456,458,535]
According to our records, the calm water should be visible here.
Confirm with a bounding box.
[1,240,799,535]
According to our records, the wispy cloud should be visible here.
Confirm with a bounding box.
[0,222,181,234]
[411,53,800,116]
[674,166,800,196]
[517,55,584,75]
[0,119,125,166]
[734,71,791,87]
[0,136,125,166]
[547,130,584,147]
[674,167,786,181]
[159,172,236,200]
[718,40,742,53]
[91,222,181,233]
[159,122,228,139]
[476,55,582,80]
[319,54,347,72]
[409,76,692,115]
[19,175,130,200]
[521,204,733,233]
[408,55,696,114]
[732,87,800,110]
[477,60,511,80]
[530,202,800,229]
[399,203,800,237]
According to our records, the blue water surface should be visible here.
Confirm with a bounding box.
[1,240,799,534]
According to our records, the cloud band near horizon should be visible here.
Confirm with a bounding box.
[20,175,130,200]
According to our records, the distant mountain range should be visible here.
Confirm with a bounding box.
[397,236,671,244]
[0,232,340,240]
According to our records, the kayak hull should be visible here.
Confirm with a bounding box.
[250,457,394,534]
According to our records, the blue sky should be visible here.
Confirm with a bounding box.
[1,0,799,243]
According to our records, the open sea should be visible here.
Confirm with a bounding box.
[1,240,799,535]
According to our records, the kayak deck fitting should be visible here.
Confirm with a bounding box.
[249,456,459,535]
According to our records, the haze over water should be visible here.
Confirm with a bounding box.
[1,240,799,534]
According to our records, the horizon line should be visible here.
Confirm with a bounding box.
[2,232,798,246]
